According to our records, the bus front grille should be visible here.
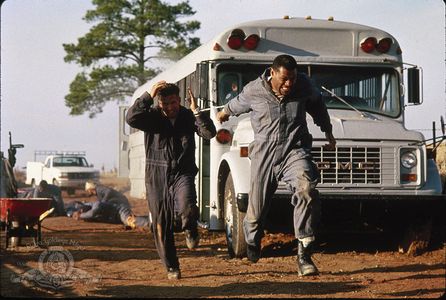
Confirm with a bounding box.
[311,147,382,184]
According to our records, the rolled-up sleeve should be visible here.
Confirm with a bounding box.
[194,112,216,139]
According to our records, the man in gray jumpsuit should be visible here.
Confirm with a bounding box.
[126,82,216,280]
[217,54,336,276]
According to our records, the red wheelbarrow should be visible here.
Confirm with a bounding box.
[0,198,54,248]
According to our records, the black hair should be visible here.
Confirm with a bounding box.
[158,83,180,98]
[271,54,297,71]
[39,180,48,189]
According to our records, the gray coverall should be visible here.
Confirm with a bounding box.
[31,184,65,216]
[94,184,131,207]
[223,68,333,247]
[126,91,216,270]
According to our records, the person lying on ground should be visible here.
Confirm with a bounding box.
[65,200,150,230]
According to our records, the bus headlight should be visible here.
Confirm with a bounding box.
[400,151,417,169]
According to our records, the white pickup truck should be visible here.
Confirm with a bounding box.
[25,151,100,194]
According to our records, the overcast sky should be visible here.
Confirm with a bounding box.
[1,0,445,171]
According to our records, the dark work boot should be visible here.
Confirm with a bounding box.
[297,240,319,276]
[246,243,261,263]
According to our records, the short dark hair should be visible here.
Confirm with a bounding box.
[39,180,48,189]
[158,83,180,98]
[272,54,297,71]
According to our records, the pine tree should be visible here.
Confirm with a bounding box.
[63,0,200,117]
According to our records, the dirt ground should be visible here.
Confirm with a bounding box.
[1,177,445,298]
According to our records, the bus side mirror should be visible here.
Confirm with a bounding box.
[407,67,422,105]
[196,62,209,104]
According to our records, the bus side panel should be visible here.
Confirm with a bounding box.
[128,131,146,199]
[118,106,130,178]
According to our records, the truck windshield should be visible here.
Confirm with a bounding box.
[53,156,89,167]
[217,64,400,118]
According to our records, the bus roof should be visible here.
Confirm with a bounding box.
[133,17,401,100]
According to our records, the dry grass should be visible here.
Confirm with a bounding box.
[435,142,446,176]
[435,142,446,190]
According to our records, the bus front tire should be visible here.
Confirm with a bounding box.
[223,172,247,258]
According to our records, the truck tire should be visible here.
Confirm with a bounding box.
[224,172,247,258]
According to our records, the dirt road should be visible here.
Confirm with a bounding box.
[1,186,445,298]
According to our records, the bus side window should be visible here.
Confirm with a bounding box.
[177,78,186,106]
[219,73,239,105]
[185,73,196,108]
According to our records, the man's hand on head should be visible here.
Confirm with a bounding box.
[150,81,167,98]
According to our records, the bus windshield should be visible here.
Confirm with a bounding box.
[311,66,400,118]
[217,64,400,118]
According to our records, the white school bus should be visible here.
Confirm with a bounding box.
[119,17,445,257]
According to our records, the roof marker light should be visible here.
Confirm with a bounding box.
[227,29,245,50]
[213,42,222,51]
[243,34,260,50]
[376,37,393,53]
[360,37,377,53]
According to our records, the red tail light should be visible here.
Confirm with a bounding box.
[360,37,377,53]
[376,37,393,53]
[216,129,232,144]
[227,29,245,50]
[243,34,260,50]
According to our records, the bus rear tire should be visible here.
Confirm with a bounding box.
[223,172,247,258]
